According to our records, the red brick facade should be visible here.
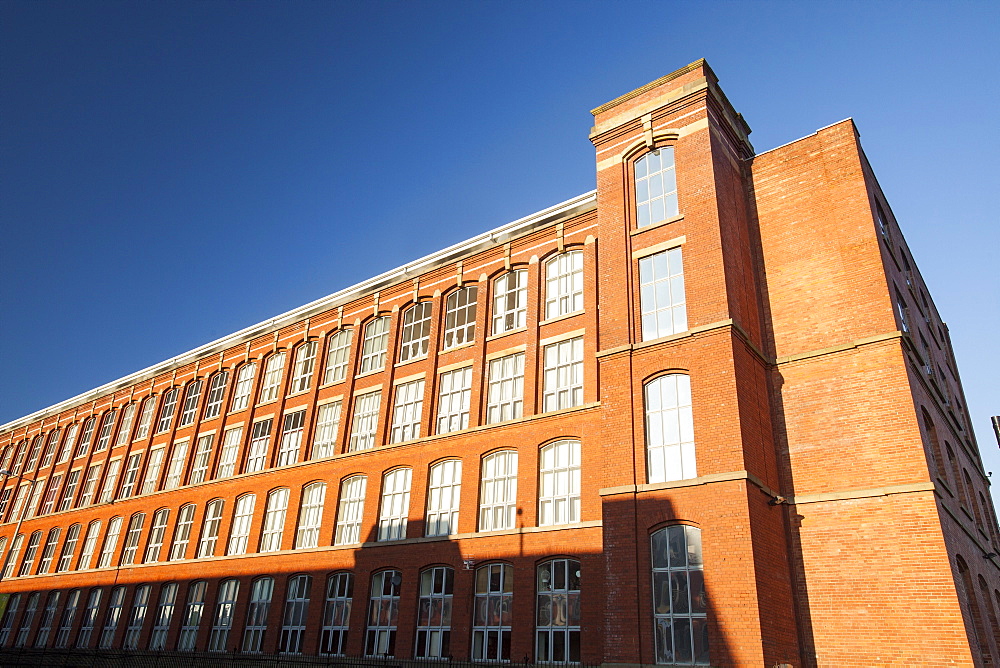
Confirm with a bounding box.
[0,60,996,667]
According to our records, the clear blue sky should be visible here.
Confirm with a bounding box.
[2,1,998,501]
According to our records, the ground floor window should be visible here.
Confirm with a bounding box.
[651,525,708,665]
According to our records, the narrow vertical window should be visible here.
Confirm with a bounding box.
[651,525,708,665]
[639,247,687,340]
[114,403,136,447]
[334,475,367,546]
[399,302,433,362]
[415,566,454,658]
[492,270,527,334]
[227,494,257,556]
[10,439,29,473]
[59,469,81,511]
[875,201,890,239]
[7,484,29,523]
[54,589,80,648]
[349,390,382,452]
[0,490,10,522]
[35,590,61,647]
[259,352,287,403]
[359,316,391,373]
[543,337,584,412]
[21,436,43,472]
[164,439,189,489]
[94,411,117,453]
[321,573,353,655]
[144,508,170,563]
[479,450,518,532]
[645,374,696,483]
[539,440,581,526]
[279,574,312,654]
[545,251,584,319]
[312,401,342,458]
[57,423,78,464]
[536,559,581,662]
[40,474,62,515]
[120,512,145,566]
[177,581,207,651]
[75,589,102,648]
[635,146,678,227]
[78,464,102,507]
[324,329,353,384]
[390,378,425,443]
[895,287,910,333]
[37,526,61,574]
[260,488,290,553]
[56,523,81,572]
[148,583,177,651]
[0,593,21,646]
[203,371,229,420]
[141,446,166,494]
[155,388,179,434]
[117,453,141,499]
[189,434,214,484]
[216,427,243,478]
[277,410,306,466]
[242,577,273,653]
[197,500,224,558]
[291,341,318,393]
[378,468,411,541]
[98,586,125,648]
[15,592,40,647]
[230,363,257,412]
[487,352,524,424]
[296,482,327,549]
[179,379,203,427]
[472,563,512,660]
[134,398,155,441]
[41,428,61,468]
[244,419,273,473]
[426,459,461,537]
[169,504,196,560]
[77,521,101,570]
[365,570,401,656]
[208,579,240,652]
[436,366,472,434]
[24,480,45,519]
[443,286,478,349]
[18,531,42,576]
[123,585,151,650]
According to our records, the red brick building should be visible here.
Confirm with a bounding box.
[0,60,997,667]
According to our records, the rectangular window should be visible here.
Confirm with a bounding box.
[216,427,243,478]
[639,247,687,340]
[179,379,203,427]
[203,371,228,420]
[208,580,239,652]
[169,504,196,560]
[348,390,381,452]
[323,330,353,384]
[493,269,528,334]
[472,563,513,660]
[114,404,136,448]
[177,581,206,651]
[364,571,401,656]
[134,398,156,441]
[378,468,411,541]
[123,585,151,650]
[35,590,61,647]
[97,516,123,569]
[311,402,341,458]
[118,453,143,499]
[334,475,367,545]
[241,578,273,653]
[320,573,353,655]
[230,363,256,412]
[278,575,312,654]
[486,352,524,424]
[259,353,286,403]
[54,589,80,648]
[77,521,101,570]
[635,146,678,227]
[276,410,306,467]
[479,450,518,531]
[426,459,461,537]
[78,464,101,507]
[443,287,477,349]
[545,251,584,319]
[399,303,432,362]
[164,440,189,489]
[390,379,424,443]
[189,434,214,484]
[227,494,256,556]
[59,469,81,511]
[144,508,170,563]
[76,589,101,648]
[155,388,179,434]
[259,488,289,553]
[291,342,318,393]
[436,367,472,434]
[148,583,177,651]
[56,524,81,572]
[359,317,390,374]
[98,587,125,649]
[543,337,584,412]
[98,459,122,504]
[296,483,326,549]
[415,567,454,658]
[197,500,224,558]
[141,446,166,494]
[120,513,145,565]
[244,419,273,473]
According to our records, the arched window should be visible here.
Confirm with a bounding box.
[645,374,696,483]
[443,287,478,349]
[208,579,240,652]
[134,398,155,441]
[230,363,257,412]
[296,482,327,549]
[0,592,22,646]
[539,440,581,526]
[98,585,126,648]
[426,459,462,537]
[260,488,289,553]
[536,558,581,662]
[436,366,472,434]
[203,371,229,420]
[479,450,518,532]
[259,352,287,403]
[120,512,146,565]
[277,410,306,466]
[399,302,433,362]
[15,591,40,647]
[19,530,42,576]
[41,428,62,468]
[492,270,527,334]
[472,563,512,660]
[415,566,454,658]
[279,574,312,654]
[54,589,80,648]
[56,524,80,572]
[169,504,196,560]
[956,556,988,662]
[242,577,274,653]
[348,390,382,452]
[148,583,177,650]
[179,379,203,427]
[365,570,401,656]
[378,468,412,541]
[196,499,224,558]
[177,581,207,651]
[651,525,708,665]
[35,590,61,647]
[76,589,102,648]
[635,146,678,227]
[312,401,342,458]
[290,341,318,393]
[94,411,117,452]
[155,389,179,434]
[57,423,78,463]
[23,434,44,471]
[227,494,257,555]
[335,475,367,545]
[323,329,353,384]
[77,521,101,570]
[37,526,61,574]
[123,585,151,650]
[545,251,584,319]
[321,572,353,655]
[360,316,391,373]
[921,409,946,482]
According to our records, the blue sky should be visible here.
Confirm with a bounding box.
[2,1,998,501]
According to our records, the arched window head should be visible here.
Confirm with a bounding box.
[536,558,581,662]
[644,374,696,483]
[538,440,581,526]
[635,146,678,228]
[399,303,433,362]
[651,525,707,665]
[545,251,584,319]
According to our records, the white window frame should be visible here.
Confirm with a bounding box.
[59,469,81,511]
[41,428,61,468]
[77,521,101,570]
[203,371,228,420]
[259,352,287,404]
[471,563,513,660]
[230,363,257,412]
[227,494,256,556]
[120,512,145,565]
[278,575,312,654]
[164,440,189,490]
[56,523,81,572]
[37,526,60,574]
[155,388,179,434]
[259,488,289,553]
[276,410,305,467]
[479,450,518,532]
[323,329,353,384]
[94,410,117,452]
[54,588,80,648]
[189,434,213,484]
[98,586,125,649]
[244,418,273,473]
[78,464,101,507]
[359,317,390,374]
[651,525,708,665]
[635,146,679,228]
[334,475,367,546]
[97,516,123,569]
[436,366,472,434]
[134,398,155,441]
[57,423,78,464]
[123,585,151,650]
[348,390,381,452]
[377,468,411,541]
[399,302,432,362]
[216,427,243,478]
[141,446,166,494]
[118,453,142,499]
[492,270,527,334]
[208,579,239,652]
[364,570,401,656]
[241,577,273,653]
[538,439,581,526]
[144,508,170,563]
[148,583,178,651]
[415,566,455,658]
[443,286,477,349]
[390,379,424,443]
[311,401,341,459]
[320,573,353,656]
[179,379,203,427]
[177,581,206,651]
[639,247,687,340]
[98,458,122,503]
[542,336,584,412]
[169,504,196,560]
[426,459,461,537]
[535,558,582,662]
[645,374,696,483]
[545,251,584,319]
[290,341,318,393]
[77,418,96,457]
[196,499,224,558]
[486,352,524,424]
[295,482,326,549]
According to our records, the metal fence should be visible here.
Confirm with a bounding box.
[0,648,596,668]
